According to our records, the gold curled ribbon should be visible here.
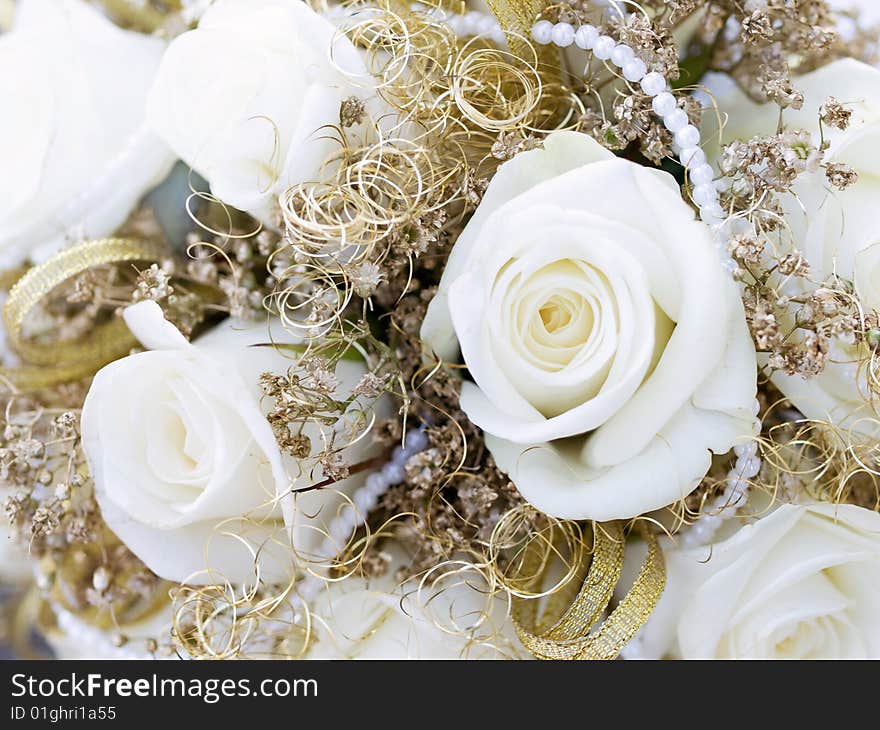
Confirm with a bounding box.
[511,521,666,660]
[1,237,168,391]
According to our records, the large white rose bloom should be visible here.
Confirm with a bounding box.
[82,302,378,586]
[634,503,880,659]
[147,0,373,223]
[0,0,174,268]
[421,131,757,521]
[704,59,880,436]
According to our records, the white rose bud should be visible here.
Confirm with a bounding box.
[147,0,375,223]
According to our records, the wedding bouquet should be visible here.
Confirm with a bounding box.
[2,0,879,661]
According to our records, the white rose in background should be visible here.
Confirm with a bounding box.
[82,301,377,585]
[43,544,525,659]
[147,0,374,223]
[634,503,880,658]
[307,549,525,659]
[421,131,757,521]
[830,0,880,29]
[704,60,880,435]
[0,521,30,585]
[0,0,175,268]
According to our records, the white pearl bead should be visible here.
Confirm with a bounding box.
[622,58,647,82]
[679,146,707,167]
[593,35,616,60]
[689,162,715,185]
[574,24,599,50]
[610,44,635,66]
[404,429,428,453]
[674,124,701,149]
[354,487,378,514]
[700,207,725,225]
[476,15,497,36]
[640,71,666,96]
[663,107,689,133]
[330,516,353,544]
[491,28,506,45]
[551,22,575,47]
[463,11,481,33]
[531,20,553,45]
[734,441,758,458]
[651,91,677,117]
[365,472,387,495]
[692,183,718,207]
[381,461,406,484]
[736,456,761,479]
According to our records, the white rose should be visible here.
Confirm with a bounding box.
[421,131,757,521]
[306,549,525,659]
[0,520,30,585]
[830,0,880,26]
[704,60,880,436]
[0,0,175,268]
[636,503,880,659]
[82,301,376,585]
[147,0,372,222]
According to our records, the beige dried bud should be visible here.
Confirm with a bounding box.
[349,261,383,298]
[742,11,774,45]
[339,96,366,127]
[825,162,859,191]
[822,97,852,131]
[779,253,810,277]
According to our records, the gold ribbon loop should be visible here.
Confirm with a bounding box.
[1,237,168,391]
[511,521,666,660]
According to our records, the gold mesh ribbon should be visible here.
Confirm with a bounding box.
[484,0,558,67]
[511,522,666,660]
[1,237,168,391]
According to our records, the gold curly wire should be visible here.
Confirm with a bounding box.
[21,0,673,660]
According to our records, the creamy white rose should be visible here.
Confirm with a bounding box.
[147,0,373,222]
[704,60,880,436]
[0,0,175,268]
[635,503,880,659]
[82,301,375,585]
[421,131,757,521]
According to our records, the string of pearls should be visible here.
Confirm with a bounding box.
[295,427,429,606]
[531,18,762,545]
[432,7,506,45]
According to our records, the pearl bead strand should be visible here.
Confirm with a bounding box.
[532,19,762,541]
[295,427,429,605]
